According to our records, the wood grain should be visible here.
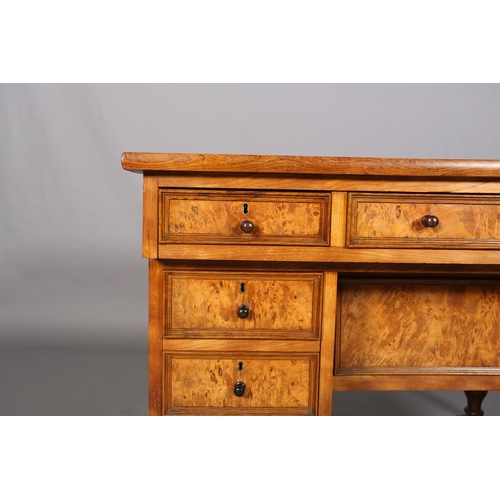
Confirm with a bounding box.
[338,282,500,374]
[148,259,164,415]
[330,192,347,247]
[155,174,500,194]
[157,245,500,265]
[332,374,500,391]
[348,193,500,248]
[160,189,331,246]
[162,339,320,352]
[165,271,322,339]
[164,353,318,414]
[318,272,337,416]
[122,152,500,178]
[142,174,158,258]
[123,152,500,416]
[153,258,500,275]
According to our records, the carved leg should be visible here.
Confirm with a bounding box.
[464,391,488,416]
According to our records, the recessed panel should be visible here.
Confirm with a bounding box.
[160,189,331,246]
[338,281,500,374]
[165,271,322,339]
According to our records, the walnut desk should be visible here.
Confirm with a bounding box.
[122,153,500,416]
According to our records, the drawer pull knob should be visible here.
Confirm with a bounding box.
[234,381,246,397]
[240,220,254,233]
[422,215,439,228]
[238,304,250,319]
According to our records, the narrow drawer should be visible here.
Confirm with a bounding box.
[164,352,318,415]
[347,193,500,248]
[337,279,500,375]
[164,271,323,339]
[159,189,331,245]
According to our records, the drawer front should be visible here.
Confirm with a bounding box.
[164,353,318,415]
[337,280,500,375]
[347,193,500,248]
[160,189,331,245]
[165,271,323,339]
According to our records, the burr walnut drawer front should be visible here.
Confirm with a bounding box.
[164,353,319,415]
[159,189,331,245]
[337,279,500,375]
[164,271,323,339]
[347,193,500,248]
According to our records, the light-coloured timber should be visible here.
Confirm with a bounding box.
[165,271,322,339]
[338,282,500,374]
[348,193,500,248]
[123,153,500,416]
[157,245,500,265]
[122,152,500,177]
[164,352,318,415]
[154,174,500,194]
[160,189,331,246]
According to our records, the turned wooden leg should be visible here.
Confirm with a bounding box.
[464,391,488,416]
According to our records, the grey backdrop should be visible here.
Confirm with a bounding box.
[1,83,500,415]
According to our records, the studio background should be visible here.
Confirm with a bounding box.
[1,83,500,415]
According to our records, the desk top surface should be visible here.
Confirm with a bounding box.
[122,152,500,177]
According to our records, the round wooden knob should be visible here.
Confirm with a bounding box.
[422,215,439,228]
[240,220,254,233]
[238,304,250,319]
[234,381,246,397]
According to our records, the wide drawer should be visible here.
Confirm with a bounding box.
[159,189,331,245]
[347,193,500,248]
[164,352,318,415]
[337,279,500,375]
[164,271,323,339]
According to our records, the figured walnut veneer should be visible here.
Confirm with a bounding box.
[165,353,318,415]
[160,189,331,246]
[338,281,500,374]
[348,193,500,248]
[165,271,322,339]
[123,153,500,416]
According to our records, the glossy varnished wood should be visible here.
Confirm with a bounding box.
[330,193,347,247]
[162,339,320,352]
[337,281,500,374]
[142,174,159,258]
[165,271,323,339]
[122,152,500,177]
[155,173,500,195]
[164,352,318,415]
[157,245,500,265]
[464,391,488,416]
[124,152,500,416]
[159,189,331,246]
[148,259,163,415]
[332,375,500,391]
[348,193,500,248]
[318,272,337,415]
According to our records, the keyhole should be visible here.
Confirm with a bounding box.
[242,203,249,214]
[240,282,245,293]
[238,362,243,371]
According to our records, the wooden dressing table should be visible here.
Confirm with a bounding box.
[122,153,500,416]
